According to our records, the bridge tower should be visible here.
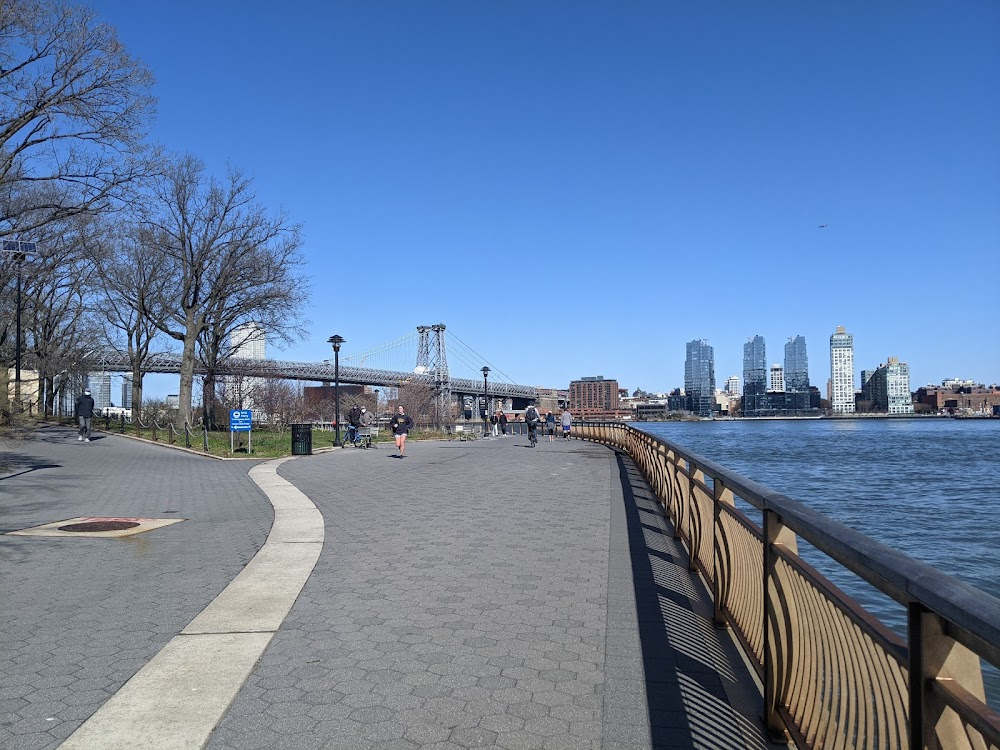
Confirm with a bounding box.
[415,326,431,372]
[431,324,451,424]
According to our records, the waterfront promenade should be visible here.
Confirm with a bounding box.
[1,426,779,749]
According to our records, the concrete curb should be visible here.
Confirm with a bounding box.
[58,457,324,750]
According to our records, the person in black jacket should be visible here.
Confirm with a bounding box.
[347,404,362,446]
[75,388,96,442]
[389,405,414,458]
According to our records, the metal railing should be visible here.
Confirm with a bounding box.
[575,421,1000,750]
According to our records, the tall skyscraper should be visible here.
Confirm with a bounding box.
[784,335,810,393]
[230,323,266,359]
[226,323,267,418]
[684,340,716,417]
[830,325,855,414]
[769,364,785,392]
[121,375,133,409]
[742,335,767,415]
[86,372,112,410]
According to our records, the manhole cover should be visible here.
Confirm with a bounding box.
[58,520,141,532]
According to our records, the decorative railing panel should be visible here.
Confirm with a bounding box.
[574,421,1000,750]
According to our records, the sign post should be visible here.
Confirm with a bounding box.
[230,409,253,454]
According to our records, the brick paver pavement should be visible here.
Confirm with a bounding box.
[2,427,778,750]
[0,427,272,750]
[206,436,775,750]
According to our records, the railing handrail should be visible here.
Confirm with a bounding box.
[583,420,1000,659]
[576,419,999,748]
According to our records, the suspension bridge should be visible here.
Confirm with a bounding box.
[95,324,538,402]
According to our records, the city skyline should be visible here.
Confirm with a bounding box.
[84,1,998,397]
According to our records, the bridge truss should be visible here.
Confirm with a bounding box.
[94,349,537,400]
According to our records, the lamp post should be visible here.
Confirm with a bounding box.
[373,389,379,423]
[2,240,35,411]
[481,366,490,438]
[328,335,345,446]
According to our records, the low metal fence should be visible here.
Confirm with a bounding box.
[575,421,1000,750]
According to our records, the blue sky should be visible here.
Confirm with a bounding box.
[87,1,999,397]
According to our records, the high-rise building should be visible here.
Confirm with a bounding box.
[569,376,621,419]
[830,326,855,414]
[230,323,266,359]
[784,336,810,393]
[684,340,716,417]
[86,372,112,410]
[742,335,767,415]
[724,375,740,396]
[121,375,133,409]
[862,357,914,414]
[226,323,267,418]
[769,364,785,392]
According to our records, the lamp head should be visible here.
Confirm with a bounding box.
[481,366,490,377]
[327,334,345,353]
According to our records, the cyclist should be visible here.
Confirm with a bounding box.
[524,402,541,447]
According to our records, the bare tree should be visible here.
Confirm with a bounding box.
[142,155,307,427]
[0,1,157,239]
[84,218,166,422]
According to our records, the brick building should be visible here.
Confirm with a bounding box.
[569,376,627,419]
[914,383,1000,414]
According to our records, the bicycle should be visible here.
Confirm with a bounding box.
[528,421,538,448]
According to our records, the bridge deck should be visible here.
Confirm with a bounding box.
[1,429,781,749]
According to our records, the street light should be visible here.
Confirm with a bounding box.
[328,335,345,446]
[373,388,379,422]
[2,240,36,411]
[481,366,490,438]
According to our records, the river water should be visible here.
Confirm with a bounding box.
[635,417,1000,705]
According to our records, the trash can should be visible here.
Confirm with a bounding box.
[291,423,312,455]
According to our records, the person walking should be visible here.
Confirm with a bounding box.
[389,405,414,457]
[75,388,95,442]
[498,410,508,436]
[545,411,557,441]
[347,404,362,446]
[490,412,499,437]
[561,408,572,439]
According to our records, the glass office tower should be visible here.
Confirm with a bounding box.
[684,340,716,417]
[742,335,767,415]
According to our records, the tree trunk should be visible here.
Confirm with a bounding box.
[131,365,143,422]
[177,317,198,428]
[202,370,218,430]
[0,366,10,424]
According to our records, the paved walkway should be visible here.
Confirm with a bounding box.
[1,427,779,750]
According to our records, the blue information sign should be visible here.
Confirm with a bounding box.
[230,410,252,431]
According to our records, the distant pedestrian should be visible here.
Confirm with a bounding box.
[347,404,362,446]
[75,389,95,442]
[389,405,414,457]
[498,411,508,436]
[490,412,499,437]
[545,411,556,441]
[561,409,572,438]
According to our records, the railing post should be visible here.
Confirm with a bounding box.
[168,422,174,445]
[763,508,795,741]
[687,467,703,572]
[908,603,988,750]
[713,479,735,627]
[908,602,926,750]
[184,421,191,449]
